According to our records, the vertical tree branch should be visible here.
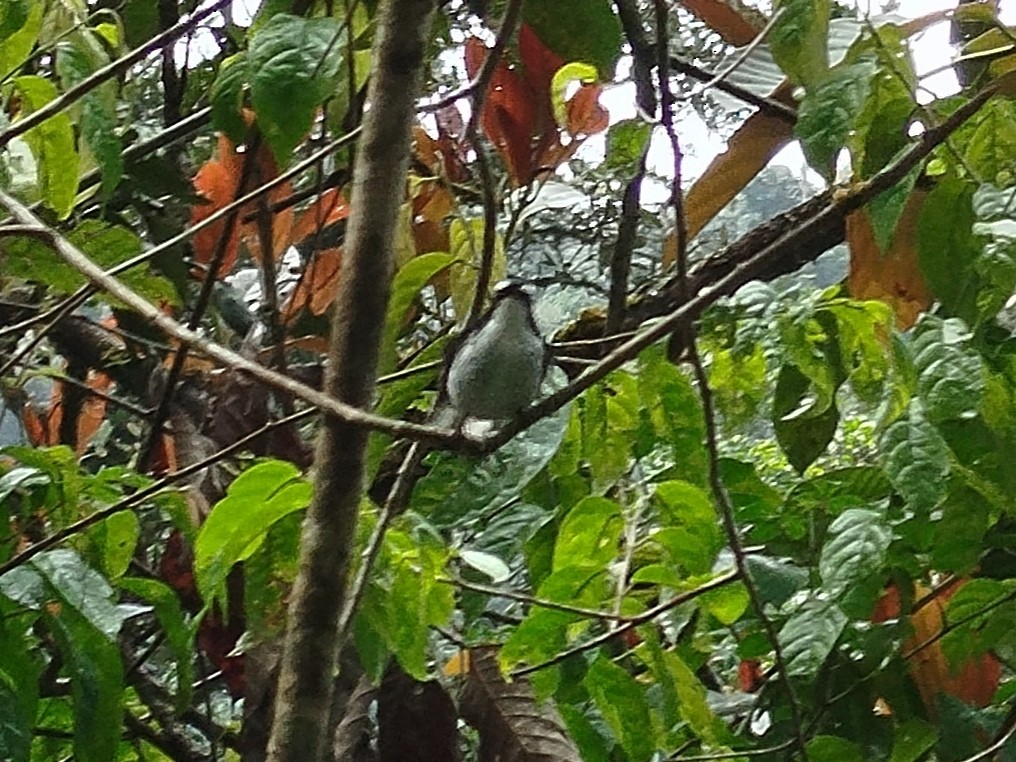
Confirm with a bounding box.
[265,1,436,760]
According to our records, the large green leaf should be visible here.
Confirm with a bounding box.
[1,550,142,639]
[779,597,847,676]
[0,611,40,762]
[3,220,177,304]
[771,0,830,87]
[194,460,311,603]
[385,543,454,679]
[911,315,984,423]
[773,363,839,473]
[651,480,721,576]
[249,14,346,163]
[56,36,122,197]
[796,57,876,178]
[522,0,622,78]
[584,656,655,762]
[13,75,78,218]
[880,400,950,513]
[553,496,623,571]
[819,508,891,597]
[47,605,123,762]
[0,1,40,80]
[210,52,249,144]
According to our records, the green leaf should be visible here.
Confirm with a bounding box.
[194,460,311,603]
[605,120,650,168]
[580,379,633,491]
[701,583,749,625]
[652,480,721,576]
[0,550,140,639]
[0,0,40,80]
[47,605,123,762]
[89,509,138,580]
[867,165,921,252]
[0,0,28,44]
[522,0,622,78]
[638,345,709,484]
[118,577,195,711]
[56,37,122,197]
[917,176,979,320]
[386,544,454,679]
[554,496,623,571]
[0,612,41,762]
[448,218,506,319]
[779,597,847,676]
[911,315,984,423]
[796,58,877,179]
[851,59,915,178]
[819,508,891,597]
[880,400,950,513]
[3,220,177,304]
[380,251,454,374]
[745,555,808,608]
[773,363,839,473]
[249,14,346,163]
[932,482,989,574]
[964,98,1016,182]
[771,0,830,87]
[942,578,1016,663]
[807,735,864,762]
[13,75,79,218]
[210,53,249,144]
[584,656,655,762]
[889,718,937,762]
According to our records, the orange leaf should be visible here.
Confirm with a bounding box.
[684,102,795,240]
[566,84,609,137]
[847,191,932,330]
[874,582,1001,717]
[75,371,110,456]
[291,188,351,245]
[678,0,766,46]
[283,247,343,320]
[191,135,243,275]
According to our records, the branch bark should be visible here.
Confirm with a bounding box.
[264,1,436,760]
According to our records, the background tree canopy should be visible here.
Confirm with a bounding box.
[2,0,1016,760]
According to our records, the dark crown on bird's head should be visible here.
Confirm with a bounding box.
[491,280,533,304]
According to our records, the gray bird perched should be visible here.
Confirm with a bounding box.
[443,281,549,427]
[382,282,548,515]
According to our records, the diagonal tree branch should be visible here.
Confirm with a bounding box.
[0,195,459,448]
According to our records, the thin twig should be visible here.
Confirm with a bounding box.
[510,568,740,677]
[464,0,524,328]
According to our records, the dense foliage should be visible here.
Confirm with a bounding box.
[2,0,1016,760]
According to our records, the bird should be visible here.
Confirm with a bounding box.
[442,281,549,427]
[380,281,548,514]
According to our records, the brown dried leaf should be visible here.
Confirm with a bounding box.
[378,666,459,762]
[684,103,796,241]
[460,647,581,762]
[846,191,931,330]
[678,0,766,45]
